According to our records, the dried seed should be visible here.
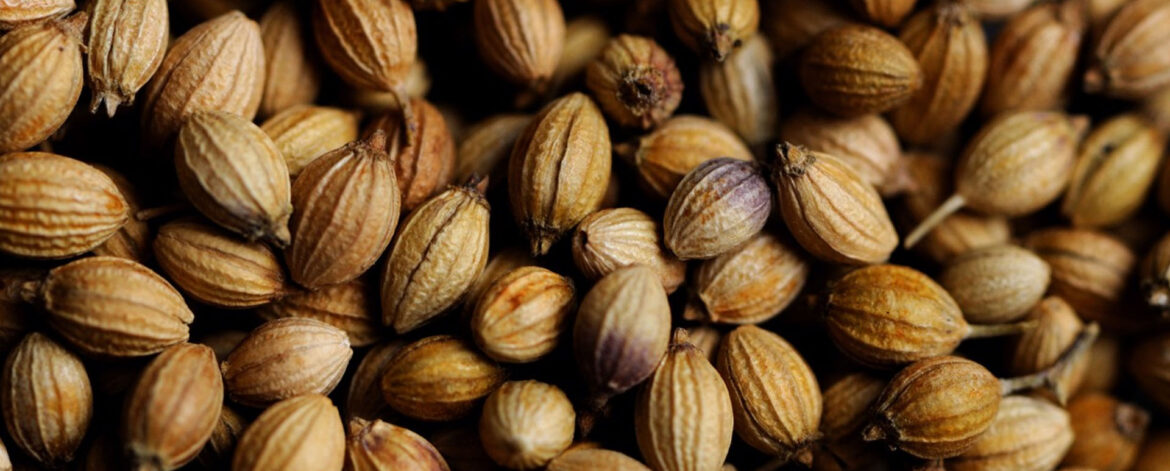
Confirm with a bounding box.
[454,113,531,188]
[761,0,849,59]
[572,207,685,293]
[258,1,320,118]
[1010,297,1088,394]
[547,447,650,471]
[462,247,536,318]
[260,105,360,177]
[947,395,1074,471]
[851,0,916,27]
[800,24,923,117]
[125,343,223,471]
[1063,113,1166,227]
[232,394,345,471]
[699,35,777,147]
[779,109,907,197]
[380,335,507,421]
[364,98,456,210]
[473,0,565,90]
[586,35,682,130]
[1085,0,1170,98]
[663,158,771,260]
[617,114,752,200]
[313,0,416,93]
[86,0,168,117]
[0,332,91,468]
[980,1,1085,116]
[345,340,405,421]
[259,277,380,347]
[479,381,575,470]
[0,0,72,29]
[472,266,574,363]
[940,244,1051,324]
[1023,227,1135,329]
[818,372,885,471]
[667,0,759,61]
[1061,393,1150,471]
[220,318,353,408]
[685,232,809,325]
[346,418,450,471]
[153,219,287,309]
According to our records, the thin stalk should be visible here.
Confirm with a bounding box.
[999,322,1100,404]
[904,193,966,248]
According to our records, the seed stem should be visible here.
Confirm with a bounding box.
[999,322,1099,403]
[904,193,966,248]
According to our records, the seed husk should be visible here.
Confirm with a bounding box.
[699,35,778,147]
[455,113,532,188]
[86,0,168,117]
[761,0,849,60]
[345,340,405,422]
[364,98,457,210]
[1063,113,1166,227]
[617,114,752,200]
[471,266,574,363]
[1,332,92,468]
[800,24,923,117]
[585,34,682,130]
[685,232,809,325]
[1023,227,1136,329]
[1130,332,1170,414]
[260,105,360,177]
[258,1,320,118]
[779,108,908,197]
[1085,0,1170,99]
[479,380,576,470]
[90,165,151,263]
[220,318,353,408]
[0,14,85,153]
[232,394,345,471]
[1010,297,1088,395]
[980,0,1085,117]
[346,418,450,471]
[153,218,287,309]
[380,335,507,421]
[667,0,759,61]
[313,0,416,94]
[946,395,1074,471]
[258,277,381,347]
[547,447,650,471]
[473,0,565,91]
[851,0,916,27]
[572,207,685,293]
[663,157,772,261]
[940,244,1051,324]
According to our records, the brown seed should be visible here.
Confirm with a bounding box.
[617,115,753,200]
[0,0,72,29]
[940,244,1051,324]
[1010,297,1088,395]
[345,340,405,421]
[1135,430,1170,471]
[473,0,565,90]
[33,256,193,357]
[904,112,1086,248]
[286,132,400,289]
[313,0,416,93]
[380,335,507,421]
[86,0,168,117]
[197,406,248,468]
[573,207,685,293]
[258,1,320,118]
[863,356,1001,459]
[124,343,223,471]
[664,158,772,260]
[0,14,84,153]
[455,113,532,188]
[1130,332,1170,413]
[153,219,287,309]
[90,165,151,262]
[346,418,450,471]
[800,24,923,117]
[891,2,987,146]
[779,109,907,197]
[232,394,345,471]
[818,372,885,471]
[1086,0,1170,98]
[260,105,360,177]
[0,152,129,259]
[259,277,380,347]
[586,35,682,130]
[1063,113,1166,227]
[220,318,353,408]
[898,152,1011,264]
[364,98,456,210]
[761,0,849,60]
[667,0,759,61]
[1061,393,1150,471]
[573,265,671,408]
[380,185,490,333]
[479,381,575,470]
[716,325,821,465]
[699,35,777,147]
[140,11,264,147]
[636,329,735,471]
[344,59,431,114]
[772,143,899,265]
[1,332,91,468]
[547,447,650,471]
[509,93,612,255]
[946,395,1074,471]
[1023,227,1136,329]
[472,266,574,363]
[462,247,536,318]
[685,232,809,325]
[980,1,1085,117]
[852,0,915,27]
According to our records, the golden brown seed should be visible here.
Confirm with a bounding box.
[87,0,168,117]
[761,0,849,60]
[286,133,400,289]
[1135,430,1170,471]
[258,1,320,118]
[904,112,1086,248]
[364,98,456,210]
[125,343,223,471]
[851,0,915,27]
[345,341,404,421]
[585,34,682,130]
[380,186,490,333]
[547,447,650,471]
[667,0,759,61]
[473,0,565,90]
[380,335,507,421]
[153,219,286,309]
[175,111,292,247]
[899,152,1011,264]
[778,109,907,197]
[863,356,1002,459]
[699,35,777,147]
[346,418,450,471]
[772,143,899,265]
[509,93,611,255]
[220,318,353,408]
[947,396,1074,471]
[0,152,128,259]
[260,105,359,177]
[313,0,416,93]
[140,11,264,147]
[891,2,987,146]
[574,265,671,408]
[1063,113,1166,227]
[818,372,885,471]
[573,207,685,293]
[716,326,821,465]
[0,0,72,29]
[1010,297,1087,394]
[259,277,380,347]
[664,158,771,260]
[636,329,735,471]
[1061,393,1150,471]
[800,24,923,117]
[463,247,536,317]
[940,244,1051,324]
[618,115,753,200]
[198,406,248,468]
[90,165,150,262]
[232,394,345,471]
[1,333,91,468]
[1085,0,1170,98]
[1023,227,1135,329]
[479,381,575,470]
[455,114,531,187]
[1130,332,1170,413]
[685,232,808,325]
[33,256,193,357]
[0,14,84,153]
[472,266,574,363]
[980,1,1085,117]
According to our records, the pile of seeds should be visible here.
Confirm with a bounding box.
[1,0,1170,470]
